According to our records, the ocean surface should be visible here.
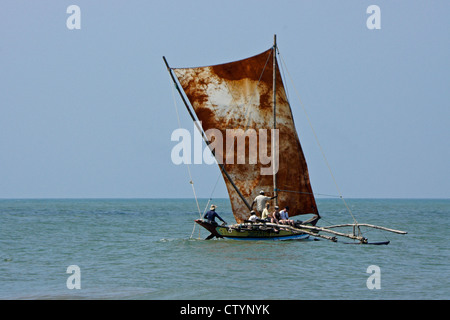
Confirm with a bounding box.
[0,198,448,300]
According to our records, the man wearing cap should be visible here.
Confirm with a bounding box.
[203,205,226,225]
[248,210,258,222]
[251,190,278,215]
[271,205,281,224]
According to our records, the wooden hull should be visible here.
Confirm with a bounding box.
[195,219,311,241]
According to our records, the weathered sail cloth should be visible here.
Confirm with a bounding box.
[173,48,319,223]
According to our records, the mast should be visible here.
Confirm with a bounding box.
[272,34,278,206]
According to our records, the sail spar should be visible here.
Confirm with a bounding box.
[171,47,319,223]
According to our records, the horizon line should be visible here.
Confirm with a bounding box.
[0,197,448,200]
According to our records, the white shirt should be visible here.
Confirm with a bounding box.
[254,195,271,212]
[249,214,258,222]
[280,209,289,220]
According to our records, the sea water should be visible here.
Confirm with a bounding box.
[0,198,448,299]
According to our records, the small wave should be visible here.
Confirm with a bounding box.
[158,237,203,243]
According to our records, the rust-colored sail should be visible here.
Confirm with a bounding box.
[172,48,319,223]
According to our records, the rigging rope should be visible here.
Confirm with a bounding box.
[168,74,203,238]
[277,49,358,225]
[275,188,341,198]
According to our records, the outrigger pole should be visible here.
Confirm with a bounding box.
[163,56,252,211]
[257,222,406,243]
[324,223,408,235]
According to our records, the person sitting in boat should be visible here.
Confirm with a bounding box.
[261,203,271,221]
[280,206,295,226]
[271,206,281,224]
[203,205,226,225]
[251,190,278,215]
[248,210,258,222]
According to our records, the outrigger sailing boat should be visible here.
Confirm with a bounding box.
[164,35,406,243]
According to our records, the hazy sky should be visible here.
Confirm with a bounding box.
[0,1,448,199]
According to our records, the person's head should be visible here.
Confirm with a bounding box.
[210,205,217,211]
[275,206,279,211]
[260,190,265,195]
[265,203,270,208]
[250,210,255,216]
[285,206,289,211]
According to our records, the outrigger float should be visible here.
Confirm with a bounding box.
[165,35,407,244]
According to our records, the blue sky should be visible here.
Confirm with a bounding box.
[0,1,448,199]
